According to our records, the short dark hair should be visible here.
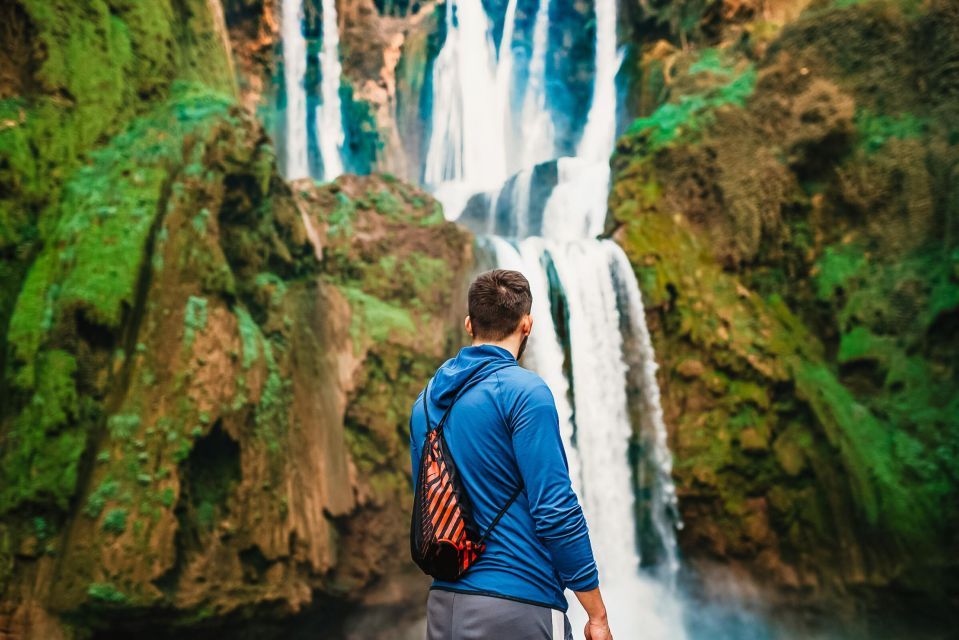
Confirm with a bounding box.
[468,269,532,341]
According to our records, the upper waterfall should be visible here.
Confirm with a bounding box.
[280,0,346,181]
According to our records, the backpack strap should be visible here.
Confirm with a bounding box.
[422,363,501,435]
[420,364,525,544]
[478,482,524,545]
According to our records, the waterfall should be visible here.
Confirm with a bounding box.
[577,0,619,162]
[281,0,310,179]
[427,0,686,634]
[424,0,507,216]
[280,0,345,181]
[517,0,555,168]
[316,0,345,179]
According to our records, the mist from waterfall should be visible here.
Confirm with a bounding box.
[280,0,345,181]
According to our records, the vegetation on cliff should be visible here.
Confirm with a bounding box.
[610,0,958,628]
[0,1,471,637]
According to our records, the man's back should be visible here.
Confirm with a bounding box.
[409,343,598,612]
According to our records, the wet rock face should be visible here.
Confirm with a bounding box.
[0,4,472,636]
[0,107,470,636]
[610,0,959,631]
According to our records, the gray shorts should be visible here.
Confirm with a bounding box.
[426,589,574,640]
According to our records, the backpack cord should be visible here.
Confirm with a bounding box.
[420,366,525,544]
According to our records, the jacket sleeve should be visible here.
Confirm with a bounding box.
[508,380,600,592]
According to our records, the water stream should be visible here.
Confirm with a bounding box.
[430,0,687,631]
[280,0,345,180]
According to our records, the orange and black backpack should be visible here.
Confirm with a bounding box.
[410,366,524,581]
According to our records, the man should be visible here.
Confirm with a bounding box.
[409,269,614,640]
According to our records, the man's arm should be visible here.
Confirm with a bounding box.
[508,380,601,593]
[574,587,613,640]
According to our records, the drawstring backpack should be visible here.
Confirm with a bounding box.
[410,365,524,581]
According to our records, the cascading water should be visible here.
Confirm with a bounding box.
[428,0,686,634]
[281,0,310,180]
[316,0,345,179]
[280,0,345,181]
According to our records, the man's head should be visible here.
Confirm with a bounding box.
[466,269,533,359]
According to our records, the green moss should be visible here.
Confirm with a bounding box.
[328,192,357,237]
[255,339,286,455]
[792,361,934,541]
[370,189,403,219]
[254,272,288,307]
[813,243,866,300]
[101,508,128,534]
[107,414,142,441]
[8,84,232,379]
[183,295,209,347]
[625,60,757,150]
[235,306,260,369]
[0,82,240,516]
[688,48,736,77]
[84,479,120,518]
[0,349,87,514]
[337,285,417,346]
[159,487,176,508]
[855,108,928,152]
[87,582,128,604]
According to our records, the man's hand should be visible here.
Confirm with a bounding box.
[584,617,613,640]
[573,587,612,640]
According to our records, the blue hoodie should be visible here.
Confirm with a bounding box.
[409,344,599,611]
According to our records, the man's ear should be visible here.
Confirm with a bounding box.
[464,315,473,338]
[522,314,533,336]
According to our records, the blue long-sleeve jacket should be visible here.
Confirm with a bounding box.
[409,343,599,611]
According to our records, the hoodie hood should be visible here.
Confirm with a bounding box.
[428,344,518,410]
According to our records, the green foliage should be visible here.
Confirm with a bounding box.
[855,109,927,152]
[107,414,142,441]
[183,295,209,347]
[370,189,403,219]
[328,192,357,237]
[235,306,260,370]
[688,48,735,77]
[101,508,128,534]
[255,339,286,455]
[32,516,51,541]
[814,243,866,299]
[625,62,757,149]
[84,479,120,518]
[254,273,288,307]
[159,487,176,508]
[87,582,128,604]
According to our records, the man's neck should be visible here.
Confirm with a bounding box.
[471,339,519,360]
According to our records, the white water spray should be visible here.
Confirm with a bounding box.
[281,0,310,179]
[425,0,507,214]
[517,0,555,168]
[577,0,620,162]
[317,0,345,179]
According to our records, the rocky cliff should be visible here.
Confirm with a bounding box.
[609,0,958,633]
[0,2,472,637]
